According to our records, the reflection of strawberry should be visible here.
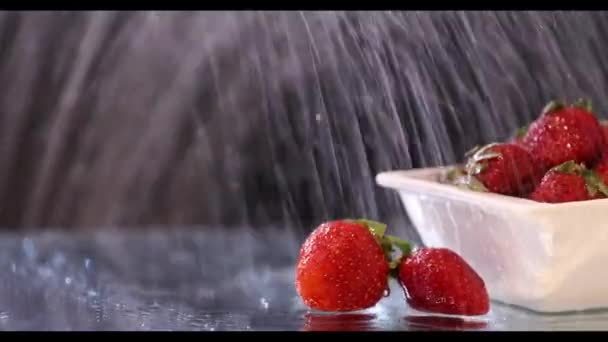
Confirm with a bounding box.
[397,248,490,316]
[294,220,391,312]
[302,313,375,331]
[529,161,608,203]
[405,315,487,330]
[464,143,541,196]
[522,99,604,170]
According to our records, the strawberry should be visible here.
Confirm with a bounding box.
[522,99,604,170]
[294,219,393,312]
[295,219,491,316]
[529,172,588,203]
[448,143,541,196]
[593,151,608,186]
[468,143,541,196]
[600,121,608,147]
[529,161,608,203]
[397,247,490,316]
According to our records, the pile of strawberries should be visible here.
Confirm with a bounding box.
[295,220,490,316]
[444,98,608,203]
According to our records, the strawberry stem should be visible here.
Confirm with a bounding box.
[464,145,482,159]
[551,160,584,175]
[440,167,489,193]
[385,235,412,257]
[542,98,592,116]
[574,98,592,112]
[464,143,501,176]
[541,100,565,115]
[514,124,529,139]
[581,169,608,198]
[346,218,414,270]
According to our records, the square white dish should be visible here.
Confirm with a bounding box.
[376,167,608,313]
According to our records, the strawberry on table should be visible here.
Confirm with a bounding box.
[294,219,392,312]
[522,99,604,170]
[397,247,490,316]
[295,219,490,316]
[529,161,608,203]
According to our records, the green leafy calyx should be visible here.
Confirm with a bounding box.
[465,143,501,176]
[573,98,593,112]
[514,124,529,139]
[440,166,489,193]
[349,219,387,239]
[551,160,584,175]
[541,100,565,115]
[542,98,593,116]
[582,169,608,198]
[347,219,413,271]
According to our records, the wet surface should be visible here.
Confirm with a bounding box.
[1,227,608,331]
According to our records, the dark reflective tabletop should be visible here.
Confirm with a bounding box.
[1,227,608,331]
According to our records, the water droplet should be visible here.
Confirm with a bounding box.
[64,277,72,285]
[259,297,269,310]
[22,238,37,260]
[51,254,66,268]
[383,287,391,297]
[38,267,52,278]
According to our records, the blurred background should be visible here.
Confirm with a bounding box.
[0,11,606,237]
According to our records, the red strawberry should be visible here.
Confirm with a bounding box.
[593,151,608,186]
[522,99,604,170]
[600,121,608,147]
[462,143,541,196]
[397,247,490,316]
[529,172,588,203]
[295,219,391,312]
[295,220,491,316]
[529,161,608,203]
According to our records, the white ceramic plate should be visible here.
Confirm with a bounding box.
[376,167,608,313]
